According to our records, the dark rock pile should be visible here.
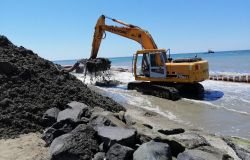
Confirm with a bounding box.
[0,35,125,139]
[42,101,237,160]
[43,101,174,160]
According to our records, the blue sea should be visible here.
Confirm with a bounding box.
[55,50,250,74]
[54,50,250,139]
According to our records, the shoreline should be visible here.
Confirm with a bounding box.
[81,68,250,140]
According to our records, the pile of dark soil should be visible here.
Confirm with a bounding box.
[0,35,125,139]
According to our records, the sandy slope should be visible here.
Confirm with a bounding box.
[0,133,49,160]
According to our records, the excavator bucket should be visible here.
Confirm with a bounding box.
[85,58,111,73]
[63,58,111,74]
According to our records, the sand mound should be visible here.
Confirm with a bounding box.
[0,35,125,139]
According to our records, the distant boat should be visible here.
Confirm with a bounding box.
[208,49,214,53]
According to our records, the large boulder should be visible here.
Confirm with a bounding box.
[177,146,233,160]
[202,134,241,159]
[89,111,126,127]
[57,101,90,122]
[49,124,99,160]
[223,137,250,160]
[168,132,210,149]
[96,126,137,149]
[42,119,78,146]
[133,140,172,160]
[106,143,134,160]
[177,150,211,160]
[42,107,60,127]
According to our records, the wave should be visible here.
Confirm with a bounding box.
[221,107,250,116]
[183,97,250,116]
[96,86,187,123]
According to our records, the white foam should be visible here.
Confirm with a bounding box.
[182,98,218,108]
[96,85,182,122]
[221,107,250,115]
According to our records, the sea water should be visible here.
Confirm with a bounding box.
[54,50,250,139]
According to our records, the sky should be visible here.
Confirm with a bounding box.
[1,0,250,60]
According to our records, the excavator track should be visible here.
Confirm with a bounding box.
[127,82,180,101]
[127,82,204,101]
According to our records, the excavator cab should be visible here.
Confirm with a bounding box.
[133,49,167,79]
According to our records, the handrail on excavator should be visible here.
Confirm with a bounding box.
[103,15,137,28]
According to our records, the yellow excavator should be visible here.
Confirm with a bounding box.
[89,15,209,100]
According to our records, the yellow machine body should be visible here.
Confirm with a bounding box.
[133,49,209,83]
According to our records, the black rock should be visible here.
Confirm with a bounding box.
[49,124,99,160]
[106,143,134,160]
[93,152,106,160]
[177,146,232,160]
[158,128,185,135]
[177,150,206,160]
[133,140,172,160]
[168,133,210,149]
[42,127,64,147]
[42,119,78,146]
[89,113,126,128]
[42,107,60,127]
[143,124,153,129]
[96,126,137,149]
[57,101,90,122]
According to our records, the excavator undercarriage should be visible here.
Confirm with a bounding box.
[128,81,204,101]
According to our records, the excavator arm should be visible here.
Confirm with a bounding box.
[90,15,158,59]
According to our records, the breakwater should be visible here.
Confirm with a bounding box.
[209,74,250,83]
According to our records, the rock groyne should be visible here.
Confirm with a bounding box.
[209,74,250,83]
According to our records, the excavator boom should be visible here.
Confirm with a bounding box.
[90,15,157,59]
